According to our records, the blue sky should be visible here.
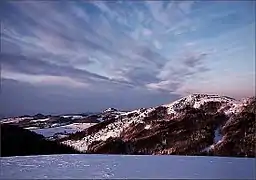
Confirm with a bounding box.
[0,1,255,116]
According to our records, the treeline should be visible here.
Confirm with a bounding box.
[0,124,80,157]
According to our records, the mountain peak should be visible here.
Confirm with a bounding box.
[102,108,118,113]
[162,93,237,114]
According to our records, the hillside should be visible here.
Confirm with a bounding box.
[1,94,255,157]
[61,94,256,157]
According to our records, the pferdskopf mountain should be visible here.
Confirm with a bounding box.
[1,94,255,158]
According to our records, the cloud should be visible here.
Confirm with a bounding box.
[159,51,209,79]
[177,1,195,15]
[143,28,152,36]
[183,52,207,68]
[0,78,180,117]
[1,53,110,83]
[0,1,254,116]
[1,1,174,87]
[146,50,210,93]
[153,40,162,49]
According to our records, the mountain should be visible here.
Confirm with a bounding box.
[61,94,256,157]
[0,113,99,129]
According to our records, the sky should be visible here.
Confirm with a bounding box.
[0,0,255,117]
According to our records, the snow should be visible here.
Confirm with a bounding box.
[63,123,97,131]
[0,154,254,179]
[97,117,103,122]
[51,123,60,128]
[24,127,39,130]
[215,135,226,145]
[62,114,146,152]
[71,116,84,120]
[120,109,140,116]
[16,93,247,153]
[222,101,244,116]
[144,124,151,130]
[31,118,50,123]
[103,108,118,113]
[61,115,84,120]
[214,127,223,144]
[1,117,33,124]
[201,126,224,153]
[62,116,71,118]
[201,145,215,152]
[33,127,77,138]
[163,94,237,115]
[32,123,97,138]
[121,107,156,119]
[221,100,248,129]
[140,107,155,118]
[62,94,246,152]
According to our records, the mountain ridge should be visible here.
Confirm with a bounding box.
[1,94,255,157]
[60,94,255,157]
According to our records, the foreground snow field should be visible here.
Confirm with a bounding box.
[1,154,255,179]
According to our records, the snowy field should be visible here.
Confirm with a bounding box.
[0,154,255,179]
[32,127,77,138]
[64,123,97,131]
[31,123,97,138]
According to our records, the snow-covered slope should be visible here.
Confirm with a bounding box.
[31,123,98,139]
[62,94,252,154]
[163,94,239,114]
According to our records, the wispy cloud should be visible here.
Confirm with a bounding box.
[0,1,255,115]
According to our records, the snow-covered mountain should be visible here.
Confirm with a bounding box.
[102,108,118,113]
[1,93,255,157]
[61,94,255,157]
